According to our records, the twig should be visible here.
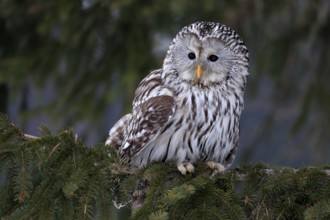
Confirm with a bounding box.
[111,164,138,175]
[235,168,330,181]
[21,133,40,140]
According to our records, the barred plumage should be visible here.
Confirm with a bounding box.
[106,21,249,174]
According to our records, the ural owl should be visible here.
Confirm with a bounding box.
[106,22,249,175]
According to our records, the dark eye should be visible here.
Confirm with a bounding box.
[188,52,196,60]
[208,55,218,62]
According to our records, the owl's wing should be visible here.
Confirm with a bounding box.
[106,114,132,150]
[120,69,176,160]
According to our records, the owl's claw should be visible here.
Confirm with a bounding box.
[177,162,195,175]
[206,161,225,174]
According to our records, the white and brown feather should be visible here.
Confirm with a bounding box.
[106,21,249,170]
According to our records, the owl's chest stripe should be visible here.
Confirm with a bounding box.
[162,135,172,163]
[187,138,193,154]
[191,94,197,121]
[160,120,174,134]
[198,122,214,145]
[174,117,184,131]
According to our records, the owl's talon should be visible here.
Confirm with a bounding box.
[206,161,225,174]
[177,162,195,175]
[177,164,187,175]
[185,163,195,173]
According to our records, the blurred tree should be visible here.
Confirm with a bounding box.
[0,84,7,113]
[0,0,329,165]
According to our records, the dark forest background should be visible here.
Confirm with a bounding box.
[0,0,329,168]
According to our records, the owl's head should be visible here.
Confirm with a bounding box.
[163,22,249,86]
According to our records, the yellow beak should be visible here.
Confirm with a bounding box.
[197,65,202,79]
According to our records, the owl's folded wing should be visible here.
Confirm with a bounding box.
[119,69,176,161]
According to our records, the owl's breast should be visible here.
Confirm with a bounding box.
[130,86,242,167]
[171,88,241,161]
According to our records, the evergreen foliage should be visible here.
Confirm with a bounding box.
[0,113,116,219]
[0,113,329,219]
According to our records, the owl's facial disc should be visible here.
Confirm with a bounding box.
[173,34,236,85]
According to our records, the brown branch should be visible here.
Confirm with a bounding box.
[235,168,330,181]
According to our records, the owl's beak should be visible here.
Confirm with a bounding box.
[197,65,202,79]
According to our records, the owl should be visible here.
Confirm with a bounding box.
[106,21,249,175]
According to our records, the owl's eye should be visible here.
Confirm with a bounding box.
[188,52,196,60]
[208,55,218,62]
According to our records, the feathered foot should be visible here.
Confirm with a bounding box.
[177,162,195,175]
[206,161,225,175]
[132,190,146,214]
